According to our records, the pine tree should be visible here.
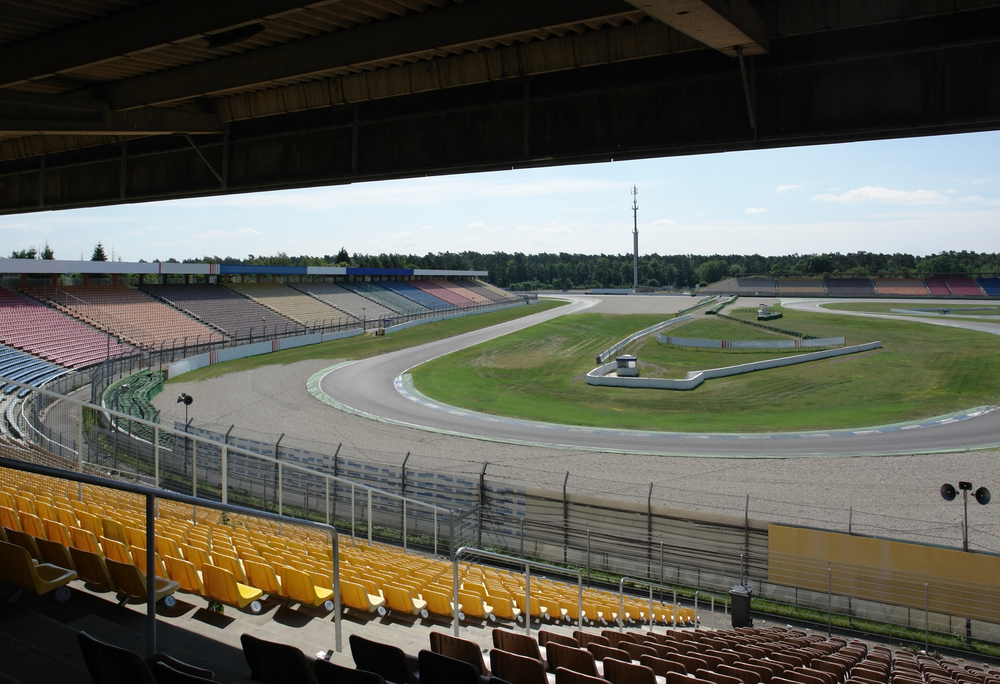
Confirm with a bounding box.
[10,247,37,259]
[91,242,108,261]
[41,241,54,260]
[335,247,350,265]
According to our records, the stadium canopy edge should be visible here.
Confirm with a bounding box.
[0,258,487,278]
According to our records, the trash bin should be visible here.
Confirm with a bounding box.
[730,584,753,628]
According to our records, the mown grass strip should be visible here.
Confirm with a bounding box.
[167,300,565,383]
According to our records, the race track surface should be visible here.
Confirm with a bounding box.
[314,296,1000,457]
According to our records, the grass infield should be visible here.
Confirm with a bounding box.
[167,300,565,384]
[409,305,1000,433]
[824,302,1000,320]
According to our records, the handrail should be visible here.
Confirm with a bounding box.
[618,576,684,632]
[0,454,342,655]
[452,546,582,638]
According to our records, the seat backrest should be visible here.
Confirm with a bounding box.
[0,540,37,590]
[623,642,658,660]
[244,560,280,594]
[316,659,386,684]
[69,546,113,587]
[0,506,22,532]
[212,552,246,583]
[153,660,217,683]
[554,667,607,684]
[493,630,542,661]
[101,536,132,564]
[587,643,630,664]
[574,633,609,649]
[546,644,597,678]
[165,555,204,594]
[385,585,415,613]
[538,631,577,649]
[429,632,488,676]
[77,630,158,684]
[18,511,45,538]
[70,526,103,556]
[282,566,318,605]
[37,537,75,570]
[419,649,481,684]
[349,634,414,684]
[203,563,238,604]
[106,559,147,600]
[242,634,318,684]
[42,518,72,546]
[490,650,547,684]
[5,528,41,562]
[605,658,657,684]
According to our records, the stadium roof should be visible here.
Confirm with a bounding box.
[1,1,999,214]
[0,258,485,278]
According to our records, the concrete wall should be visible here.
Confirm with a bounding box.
[587,341,882,390]
[596,315,692,363]
[656,335,847,349]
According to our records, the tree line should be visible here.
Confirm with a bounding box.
[183,249,1000,290]
[13,245,1000,289]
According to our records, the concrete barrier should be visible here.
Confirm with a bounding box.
[586,341,882,390]
[595,315,692,363]
[655,335,846,349]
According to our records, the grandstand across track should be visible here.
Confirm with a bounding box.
[310,295,1000,458]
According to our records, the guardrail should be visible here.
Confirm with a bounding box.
[715,312,818,339]
[595,316,691,364]
[675,296,718,317]
[0,454,343,655]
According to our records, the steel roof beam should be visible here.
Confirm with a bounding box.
[627,0,768,55]
[0,0,334,88]
[98,0,639,110]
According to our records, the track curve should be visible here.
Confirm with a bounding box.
[313,296,1000,457]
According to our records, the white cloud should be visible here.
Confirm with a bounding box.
[745,207,769,214]
[774,184,802,193]
[811,186,949,205]
[650,219,676,226]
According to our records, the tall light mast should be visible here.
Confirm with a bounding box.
[632,184,639,290]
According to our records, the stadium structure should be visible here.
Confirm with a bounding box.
[2,0,1000,680]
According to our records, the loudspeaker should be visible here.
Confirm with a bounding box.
[940,483,957,501]
[975,487,991,506]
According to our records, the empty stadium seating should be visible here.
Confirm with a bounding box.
[378,281,453,311]
[873,279,928,296]
[0,288,130,368]
[943,277,985,296]
[23,284,222,350]
[823,278,875,296]
[226,282,357,326]
[409,280,475,307]
[142,284,303,337]
[343,281,431,314]
[776,280,826,295]
[977,278,1000,296]
[923,278,951,296]
[291,282,397,324]
[0,345,67,396]
[435,280,494,305]
[462,280,516,303]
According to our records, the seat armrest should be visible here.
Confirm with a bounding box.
[146,653,217,681]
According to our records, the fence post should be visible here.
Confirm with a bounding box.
[434,509,438,557]
[647,482,654,580]
[520,517,524,557]
[332,443,341,520]
[827,564,832,637]
[672,589,677,628]
[586,529,591,587]
[77,403,85,501]
[525,564,531,635]
[477,462,487,549]
[145,492,157,656]
[402,500,407,552]
[221,444,227,505]
[925,583,929,651]
[326,477,330,527]
[562,471,569,565]
[367,490,373,546]
[278,462,283,517]
[153,425,159,489]
[192,438,197,497]
[351,484,356,545]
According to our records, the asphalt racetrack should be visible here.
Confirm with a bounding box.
[314,296,1000,458]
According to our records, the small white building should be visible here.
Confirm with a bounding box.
[616,355,638,377]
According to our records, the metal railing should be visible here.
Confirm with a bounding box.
[452,547,582,638]
[0,454,343,655]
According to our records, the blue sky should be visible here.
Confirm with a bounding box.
[4,130,998,262]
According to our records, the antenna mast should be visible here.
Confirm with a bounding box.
[632,184,639,290]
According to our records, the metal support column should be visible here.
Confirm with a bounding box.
[145,492,157,656]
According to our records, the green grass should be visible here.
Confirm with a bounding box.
[410,305,1000,432]
[167,301,565,383]
[668,317,789,340]
[824,302,1000,319]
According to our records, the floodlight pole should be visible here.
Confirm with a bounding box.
[632,185,639,290]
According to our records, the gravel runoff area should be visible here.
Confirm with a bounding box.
[150,293,1000,555]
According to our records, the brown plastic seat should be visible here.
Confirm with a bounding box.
[554,667,607,684]
[605,658,658,684]
[490,649,548,684]
[586,643,630,665]
[546,643,599,678]
[429,631,491,680]
[69,546,114,590]
[641,655,688,678]
[493,629,546,669]
[37,537,76,571]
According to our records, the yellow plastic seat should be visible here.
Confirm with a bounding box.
[37,538,75,571]
[0,505,22,532]
[126,527,146,549]
[100,536,133,565]
[202,563,263,613]
[68,546,114,590]
[424,589,460,619]
[244,559,282,597]
[212,552,247,583]
[5,528,42,562]
[106,558,179,608]
[17,512,46,539]
[75,511,103,539]
[55,507,78,530]
[459,590,496,622]
[341,580,386,616]
[131,546,168,579]
[181,544,210,573]
[279,565,334,611]
[384,584,429,618]
[101,517,129,545]
[486,595,523,623]
[155,536,183,561]
[0,491,14,509]
[164,555,206,596]
[13,495,36,516]
[0,540,76,599]
[42,519,72,547]
[34,501,57,522]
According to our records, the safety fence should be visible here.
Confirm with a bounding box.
[13,374,1000,651]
